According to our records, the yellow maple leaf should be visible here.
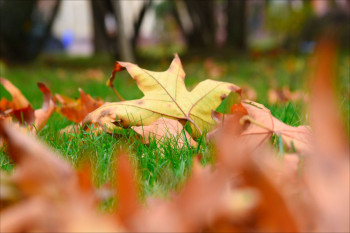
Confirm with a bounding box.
[83,54,241,138]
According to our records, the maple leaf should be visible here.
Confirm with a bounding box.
[0,120,123,232]
[238,101,313,154]
[55,88,104,123]
[268,87,309,105]
[33,83,56,132]
[115,153,140,228]
[83,54,241,138]
[0,78,55,140]
[208,99,312,154]
[0,77,30,110]
[132,118,197,147]
[0,77,34,124]
[304,37,350,232]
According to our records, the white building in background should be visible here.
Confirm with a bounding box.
[51,0,156,56]
[52,1,93,55]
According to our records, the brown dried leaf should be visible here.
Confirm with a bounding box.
[0,120,75,197]
[268,87,309,105]
[33,83,56,132]
[239,101,313,154]
[132,158,229,232]
[0,120,123,232]
[0,78,34,125]
[0,79,55,140]
[55,88,104,123]
[241,154,300,232]
[0,77,30,110]
[304,37,350,232]
[203,57,227,79]
[115,153,140,228]
[215,123,301,232]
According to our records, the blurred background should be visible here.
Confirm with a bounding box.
[1,0,349,61]
[0,0,349,109]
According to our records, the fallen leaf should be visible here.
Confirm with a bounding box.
[0,120,123,232]
[131,158,230,232]
[84,54,241,138]
[268,87,309,105]
[0,119,75,196]
[241,153,300,232]
[214,119,302,232]
[305,36,350,232]
[0,79,55,139]
[33,83,56,132]
[241,85,257,101]
[239,101,313,154]
[0,77,34,125]
[133,117,197,147]
[85,68,105,82]
[55,88,104,123]
[115,153,140,228]
[0,77,30,110]
[203,57,227,79]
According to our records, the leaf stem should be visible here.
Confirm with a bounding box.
[240,115,273,132]
[110,84,125,101]
[187,118,202,135]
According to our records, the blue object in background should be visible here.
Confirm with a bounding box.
[62,29,74,48]
[299,41,316,54]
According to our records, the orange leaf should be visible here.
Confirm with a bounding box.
[55,88,104,123]
[33,83,56,132]
[239,101,313,154]
[115,153,139,227]
[0,120,123,232]
[305,37,350,232]
[0,77,30,110]
[0,79,55,136]
[268,87,309,105]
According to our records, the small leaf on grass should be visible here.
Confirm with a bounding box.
[0,78,34,125]
[238,101,313,154]
[268,87,309,105]
[33,83,56,132]
[0,79,55,141]
[0,77,30,110]
[0,120,123,232]
[55,88,104,123]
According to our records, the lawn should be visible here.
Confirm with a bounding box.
[1,53,349,210]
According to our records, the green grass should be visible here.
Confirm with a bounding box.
[1,53,349,210]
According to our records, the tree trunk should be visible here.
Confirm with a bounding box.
[91,0,110,53]
[132,0,152,49]
[183,0,216,48]
[226,0,247,49]
[0,0,60,62]
[111,0,135,62]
